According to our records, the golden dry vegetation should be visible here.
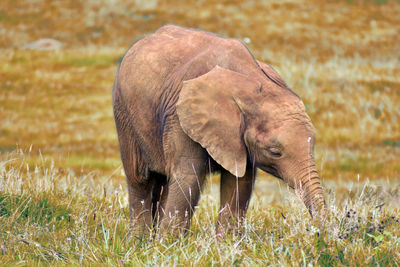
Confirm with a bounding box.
[1,0,400,265]
[1,0,399,181]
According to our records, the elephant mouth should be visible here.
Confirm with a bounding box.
[259,164,282,180]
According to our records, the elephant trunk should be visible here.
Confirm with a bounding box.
[300,171,326,219]
[286,160,327,220]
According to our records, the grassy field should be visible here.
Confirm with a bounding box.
[1,0,399,265]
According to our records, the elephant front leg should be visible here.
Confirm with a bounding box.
[217,169,255,235]
[159,158,206,237]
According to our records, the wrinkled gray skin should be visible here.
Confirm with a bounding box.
[113,25,327,237]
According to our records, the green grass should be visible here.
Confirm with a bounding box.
[53,52,120,68]
[0,193,72,225]
[0,151,399,266]
[337,157,383,173]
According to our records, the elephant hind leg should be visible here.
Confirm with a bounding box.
[114,113,152,236]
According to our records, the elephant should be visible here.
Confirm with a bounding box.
[112,25,327,237]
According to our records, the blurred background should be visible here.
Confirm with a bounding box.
[1,0,399,189]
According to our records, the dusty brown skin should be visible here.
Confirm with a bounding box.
[113,25,327,236]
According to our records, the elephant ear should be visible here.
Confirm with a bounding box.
[257,60,289,89]
[176,66,261,177]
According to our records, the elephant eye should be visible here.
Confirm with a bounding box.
[268,147,282,158]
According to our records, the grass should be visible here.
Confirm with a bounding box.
[1,0,399,180]
[0,151,399,265]
[0,0,399,265]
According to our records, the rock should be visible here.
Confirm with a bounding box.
[22,38,63,50]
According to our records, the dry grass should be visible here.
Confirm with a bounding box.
[0,150,399,266]
[0,0,399,265]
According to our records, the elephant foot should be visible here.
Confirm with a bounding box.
[157,213,192,238]
[216,216,246,238]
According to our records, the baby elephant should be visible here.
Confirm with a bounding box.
[113,25,326,237]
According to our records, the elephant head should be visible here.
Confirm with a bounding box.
[176,65,327,219]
